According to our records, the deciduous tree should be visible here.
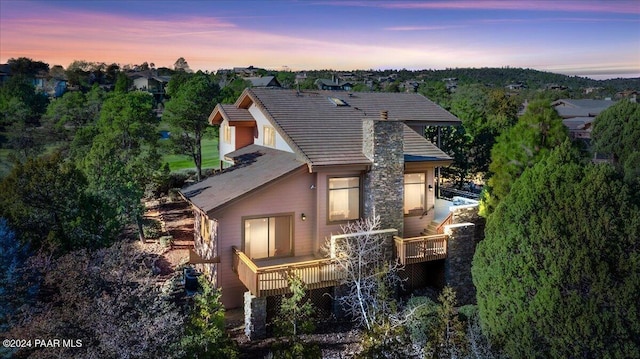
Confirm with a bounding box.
[8,242,185,359]
[327,215,402,331]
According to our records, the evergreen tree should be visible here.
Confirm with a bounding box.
[472,142,640,358]
[591,99,640,184]
[163,72,220,180]
[481,99,567,215]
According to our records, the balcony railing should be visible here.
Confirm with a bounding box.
[394,234,447,265]
[232,247,345,297]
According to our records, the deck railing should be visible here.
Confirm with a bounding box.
[232,247,345,297]
[436,212,454,234]
[394,234,448,265]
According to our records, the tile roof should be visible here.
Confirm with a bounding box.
[245,76,280,87]
[552,99,615,118]
[213,104,254,125]
[238,88,458,167]
[403,125,452,162]
[181,145,305,213]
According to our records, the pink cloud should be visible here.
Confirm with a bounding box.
[322,1,640,14]
[384,25,466,31]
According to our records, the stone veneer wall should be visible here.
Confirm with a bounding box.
[362,114,405,241]
[193,211,219,287]
[443,204,486,305]
[244,292,267,340]
[444,223,476,305]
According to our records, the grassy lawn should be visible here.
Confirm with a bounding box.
[162,137,219,172]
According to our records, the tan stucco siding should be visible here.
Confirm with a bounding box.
[209,169,317,308]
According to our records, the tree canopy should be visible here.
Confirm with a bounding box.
[472,143,640,358]
[78,91,161,240]
[481,99,568,215]
[0,152,119,252]
[163,72,220,180]
[592,99,640,184]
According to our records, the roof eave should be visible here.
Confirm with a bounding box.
[207,164,307,215]
[209,103,224,125]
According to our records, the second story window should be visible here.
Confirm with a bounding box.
[328,177,360,222]
[223,123,232,144]
[264,126,275,147]
[404,173,425,215]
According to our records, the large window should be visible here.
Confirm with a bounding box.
[222,123,232,144]
[263,126,275,147]
[404,173,425,215]
[244,215,292,259]
[328,177,360,222]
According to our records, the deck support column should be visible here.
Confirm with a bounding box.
[244,291,266,340]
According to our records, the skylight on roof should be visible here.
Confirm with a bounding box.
[328,96,349,107]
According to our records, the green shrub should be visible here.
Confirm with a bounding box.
[358,320,410,359]
[179,277,238,358]
[159,235,173,247]
[272,275,321,358]
[457,304,478,322]
[404,296,439,347]
[142,218,162,239]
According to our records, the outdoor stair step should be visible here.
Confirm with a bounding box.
[424,220,440,234]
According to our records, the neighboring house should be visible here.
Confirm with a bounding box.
[615,90,638,102]
[552,98,616,141]
[245,76,281,88]
[181,88,480,338]
[505,83,526,91]
[443,77,458,92]
[130,72,170,94]
[400,80,419,92]
[315,78,353,91]
[233,66,264,77]
[0,65,66,97]
[128,71,170,106]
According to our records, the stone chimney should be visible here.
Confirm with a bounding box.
[362,110,404,237]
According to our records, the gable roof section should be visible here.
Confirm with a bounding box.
[209,104,255,127]
[235,88,459,168]
[245,76,281,87]
[181,144,304,213]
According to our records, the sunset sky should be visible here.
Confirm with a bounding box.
[1,0,639,79]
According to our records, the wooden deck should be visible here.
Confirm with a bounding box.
[232,247,345,297]
[394,234,447,265]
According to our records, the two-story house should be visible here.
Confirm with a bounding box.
[180,88,479,338]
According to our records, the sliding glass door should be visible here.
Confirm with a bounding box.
[244,215,292,259]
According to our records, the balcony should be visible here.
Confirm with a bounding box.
[232,247,345,297]
[394,234,447,265]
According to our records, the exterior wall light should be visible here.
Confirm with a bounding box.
[428,184,433,191]
[301,213,307,221]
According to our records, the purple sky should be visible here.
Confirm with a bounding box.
[1,0,639,79]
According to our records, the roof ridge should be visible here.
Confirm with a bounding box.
[246,88,314,169]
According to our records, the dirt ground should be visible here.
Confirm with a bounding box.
[146,197,364,358]
[142,198,194,275]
